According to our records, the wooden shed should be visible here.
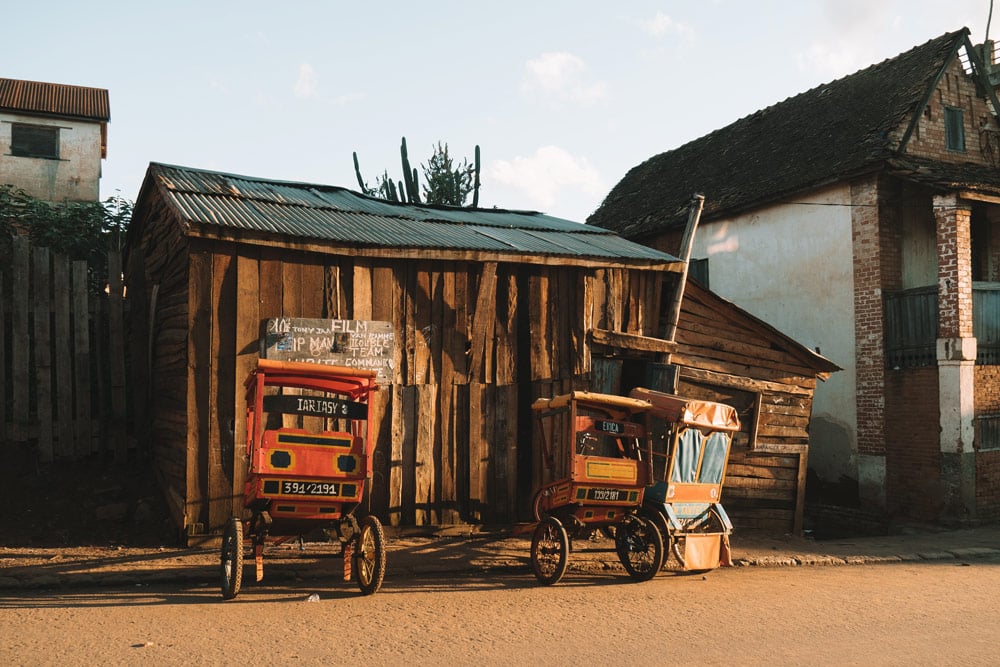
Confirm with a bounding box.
[673,281,840,533]
[124,163,688,539]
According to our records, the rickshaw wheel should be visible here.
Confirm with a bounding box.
[220,517,244,600]
[615,516,665,582]
[642,509,675,569]
[531,489,545,522]
[530,517,569,585]
[354,515,386,595]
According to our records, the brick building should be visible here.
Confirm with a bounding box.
[588,28,1000,524]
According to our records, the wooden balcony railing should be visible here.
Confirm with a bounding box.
[884,282,1000,368]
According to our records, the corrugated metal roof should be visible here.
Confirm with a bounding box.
[0,78,110,121]
[146,162,681,264]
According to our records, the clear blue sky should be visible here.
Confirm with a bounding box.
[3,1,995,222]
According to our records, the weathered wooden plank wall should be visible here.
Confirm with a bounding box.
[671,281,820,534]
[0,236,128,464]
[141,230,662,537]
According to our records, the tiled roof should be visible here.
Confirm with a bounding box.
[141,162,681,265]
[588,29,975,238]
[0,78,110,122]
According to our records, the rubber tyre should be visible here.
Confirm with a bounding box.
[354,515,387,596]
[531,488,546,522]
[615,516,665,582]
[530,516,569,585]
[220,517,244,600]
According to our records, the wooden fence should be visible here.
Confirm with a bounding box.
[1,235,129,462]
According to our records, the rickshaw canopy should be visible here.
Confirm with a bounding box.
[629,387,740,433]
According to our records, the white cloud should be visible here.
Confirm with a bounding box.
[333,91,366,106]
[293,62,318,99]
[521,52,607,106]
[639,11,694,40]
[488,145,604,211]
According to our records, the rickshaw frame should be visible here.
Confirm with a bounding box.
[219,358,386,599]
[631,386,741,572]
[529,391,666,585]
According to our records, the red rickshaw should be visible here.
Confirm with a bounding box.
[220,359,386,599]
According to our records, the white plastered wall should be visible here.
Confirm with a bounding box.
[689,183,857,483]
[0,110,103,202]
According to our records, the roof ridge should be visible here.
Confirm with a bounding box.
[149,161,551,218]
[658,29,968,160]
[589,27,972,237]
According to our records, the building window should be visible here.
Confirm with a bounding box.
[688,258,709,287]
[944,106,965,151]
[676,378,760,450]
[10,123,59,159]
[976,414,1000,451]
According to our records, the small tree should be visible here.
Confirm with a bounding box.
[0,185,133,293]
[421,142,476,206]
[353,137,481,207]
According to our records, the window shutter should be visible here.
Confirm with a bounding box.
[944,107,965,151]
[10,124,59,159]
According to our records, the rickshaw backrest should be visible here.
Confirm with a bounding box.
[672,429,731,485]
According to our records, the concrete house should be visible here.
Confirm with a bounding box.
[0,77,109,202]
[589,28,1000,524]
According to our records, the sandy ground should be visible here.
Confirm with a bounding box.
[2,558,999,666]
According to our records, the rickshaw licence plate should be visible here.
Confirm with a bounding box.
[279,480,340,496]
[585,488,625,502]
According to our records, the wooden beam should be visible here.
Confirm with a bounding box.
[959,190,1000,205]
[678,366,813,397]
[589,328,678,354]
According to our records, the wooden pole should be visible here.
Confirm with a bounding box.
[661,194,705,342]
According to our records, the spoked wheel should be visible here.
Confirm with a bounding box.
[615,515,665,581]
[354,515,386,595]
[530,516,569,585]
[220,517,244,600]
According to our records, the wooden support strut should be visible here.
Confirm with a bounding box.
[662,194,705,343]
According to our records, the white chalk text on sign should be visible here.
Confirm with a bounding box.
[263,318,395,384]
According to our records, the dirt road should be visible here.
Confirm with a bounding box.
[3,558,998,666]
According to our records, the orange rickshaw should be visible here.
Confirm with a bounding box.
[220,359,386,599]
[529,391,666,585]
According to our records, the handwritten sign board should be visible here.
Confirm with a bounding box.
[262,318,395,384]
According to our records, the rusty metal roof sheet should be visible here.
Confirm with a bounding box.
[146,163,681,264]
[0,77,110,121]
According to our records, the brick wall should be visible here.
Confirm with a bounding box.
[935,193,973,338]
[977,451,1000,519]
[903,59,996,166]
[974,366,1000,517]
[852,175,887,457]
[885,368,942,519]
